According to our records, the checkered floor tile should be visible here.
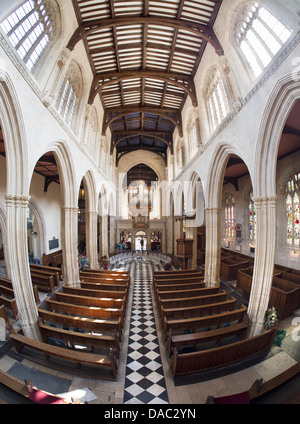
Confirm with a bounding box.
[123,260,169,404]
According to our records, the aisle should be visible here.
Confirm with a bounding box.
[123,260,169,404]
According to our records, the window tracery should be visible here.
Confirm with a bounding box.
[1,0,57,72]
[234,2,292,79]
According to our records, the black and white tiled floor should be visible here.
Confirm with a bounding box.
[123,259,169,404]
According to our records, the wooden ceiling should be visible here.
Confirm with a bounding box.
[69,0,225,165]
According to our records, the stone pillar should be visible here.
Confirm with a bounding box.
[247,197,277,336]
[61,206,80,287]
[5,195,40,339]
[101,214,109,257]
[86,210,98,269]
[204,207,221,287]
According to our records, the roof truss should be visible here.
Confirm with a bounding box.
[70,0,224,164]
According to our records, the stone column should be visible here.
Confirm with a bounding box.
[204,207,221,287]
[61,206,80,287]
[247,197,277,336]
[101,214,109,257]
[86,210,98,269]
[5,195,40,340]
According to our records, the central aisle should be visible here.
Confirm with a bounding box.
[122,258,169,404]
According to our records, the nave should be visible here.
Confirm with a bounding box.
[1,254,300,405]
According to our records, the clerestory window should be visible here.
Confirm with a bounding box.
[206,69,230,132]
[235,2,293,79]
[1,0,56,72]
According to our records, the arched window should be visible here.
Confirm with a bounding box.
[188,122,199,159]
[235,2,293,79]
[249,192,256,241]
[225,194,236,239]
[56,62,82,127]
[206,69,230,132]
[286,173,300,247]
[1,0,56,72]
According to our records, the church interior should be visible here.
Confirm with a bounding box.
[0,0,300,406]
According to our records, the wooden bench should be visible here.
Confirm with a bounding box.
[32,263,63,279]
[63,284,128,300]
[38,320,120,356]
[220,257,249,281]
[45,297,124,324]
[157,286,220,301]
[158,291,228,323]
[80,270,129,279]
[281,270,300,286]
[0,304,8,323]
[38,308,123,340]
[153,270,203,283]
[237,267,282,294]
[162,297,237,321]
[0,277,40,304]
[155,281,205,293]
[167,316,249,356]
[80,280,129,292]
[30,271,55,292]
[163,304,248,339]
[30,264,60,286]
[9,330,117,379]
[43,250,63,268]
[0,285,18,319]
[55,291,124,309]
[269,277,300,319]
[170,326,276,378]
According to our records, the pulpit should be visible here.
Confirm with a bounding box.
[176,238,194,270]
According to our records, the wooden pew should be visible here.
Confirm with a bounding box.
[38,308,123,340]
[80,270,129,279]
[163,304,248,340]
[31,263,63,280]
[0,277,40,304]
[220,257,249,281]
[9,330,117,380]
[30,271,55,292]
[281,271,300,286]
[80,275,130,286]
[43,250,63,268]
[0,304,8,323]
[45,297,124,323]
[159,290,228,310]
[153,270,203,284]
[80,281,129,292]
[167,316,249,356]
[269,277,300,319]
[155,281,205,292]
[0,285,18,319]
[170,326,276,378]
[162,297,237,321]
[55,291,124,309]
[62,284,128,300]
[38,320,120,356]
[157,286,220,301]
[30,264,60,286]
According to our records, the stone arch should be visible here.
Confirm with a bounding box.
[254,75,300,198]
[28,197,47,261]
[0,71,29,195]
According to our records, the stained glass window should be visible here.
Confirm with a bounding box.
[249,192,256,241]
[1,0,56,72]
[235,2,293,79]
[225,195,236,238]
[286,174,300,247]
